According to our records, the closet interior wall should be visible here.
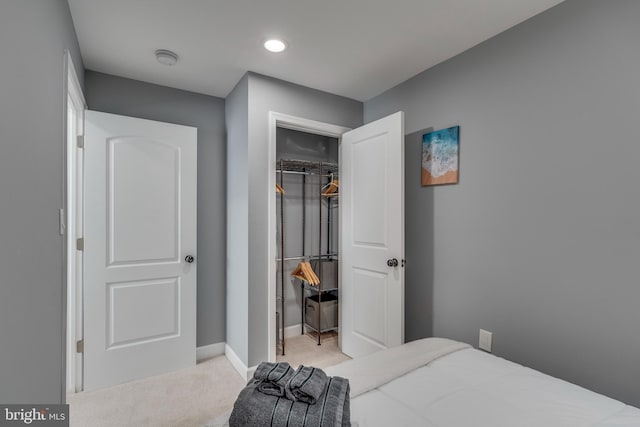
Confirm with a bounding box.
[275,128,339,352]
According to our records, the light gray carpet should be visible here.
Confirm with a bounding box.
[68,355,244,427]
[69,335,349,427]
[277,332,351,369]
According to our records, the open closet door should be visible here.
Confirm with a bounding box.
[341,111,405,359]
[83,111,197,391]
[340,111,404,357]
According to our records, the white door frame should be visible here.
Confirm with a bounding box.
[64,50,86,394]
[267,112,350,363]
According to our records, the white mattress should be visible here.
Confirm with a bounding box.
[348,347,640,427]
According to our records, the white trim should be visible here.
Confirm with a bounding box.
[267,112,350,363]
[225,344,249,380]
[273,113,353,138]
[284,323,306,339]
[196,342,226,362]
[66,52,86,110]
[247,365,258,381]
[64,50,86,396]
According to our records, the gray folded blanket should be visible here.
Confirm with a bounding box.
[229,376,350,427]
[285,365,328,405]
[253,362,294,397]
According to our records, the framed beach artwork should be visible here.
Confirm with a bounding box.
[422,126,459,186]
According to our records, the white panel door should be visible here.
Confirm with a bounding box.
[84,111,197,391]
[341,111,404,359]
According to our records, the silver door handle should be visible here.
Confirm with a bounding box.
[387,258,399,267]
[185,255,195,263]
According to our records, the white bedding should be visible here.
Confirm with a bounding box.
[326,339,640,427]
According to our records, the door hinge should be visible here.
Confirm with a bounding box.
[76,238,84,251]
[76,339,84,353]
[59,208,66,236]
[77,135,84,149]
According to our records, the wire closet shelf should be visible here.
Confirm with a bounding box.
[276,159,339,175]
[277,159,339,355]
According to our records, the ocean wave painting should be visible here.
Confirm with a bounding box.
[422,126,459,186]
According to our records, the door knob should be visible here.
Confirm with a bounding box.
[387,258,399,267]
[185,255,195,263]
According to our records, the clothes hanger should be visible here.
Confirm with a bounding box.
[275,183,285,194]
[322,174,339,196]
[291,260,320,285]
[321,173,334,191]
[302,261,320,286]
[291,262,307,282]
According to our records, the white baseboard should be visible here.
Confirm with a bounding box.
[196,342,226,362]
[247,365,258,380]
[225,344,249,380]
[283,323,306,339]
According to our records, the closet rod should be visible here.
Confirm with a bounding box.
[276,253,338,262]
[275,169,335,177]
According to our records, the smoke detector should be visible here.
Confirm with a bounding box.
[155,49,179,66]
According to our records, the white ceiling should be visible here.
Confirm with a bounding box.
[68,0,564,101]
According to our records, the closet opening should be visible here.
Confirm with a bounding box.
[267,112,350,368]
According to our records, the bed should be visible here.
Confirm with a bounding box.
[212,337,640,426]
[325,338,640,427]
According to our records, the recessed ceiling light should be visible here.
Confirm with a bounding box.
[155,49,179,66]
[263,39,287,53]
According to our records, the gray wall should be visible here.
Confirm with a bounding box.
[85,71,227,347]
[0,0,84,403]
[225,72,362,367]
[225,75,249,363]
[402,128,435,343]
[247,73,363,366]
[365,0,640,405]
[276,129,339,329]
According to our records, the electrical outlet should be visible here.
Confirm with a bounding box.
[479,329,493,352]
